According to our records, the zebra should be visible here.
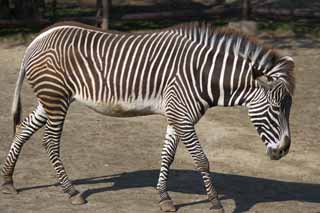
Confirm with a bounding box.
[1,22,294,212]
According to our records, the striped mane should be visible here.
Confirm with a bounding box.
[170,22,295,95]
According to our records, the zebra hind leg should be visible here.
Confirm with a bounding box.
[157,125,179,212]
[1,103,47,194]
[42,108,86,205]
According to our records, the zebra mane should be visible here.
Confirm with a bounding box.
[170,22,295,95]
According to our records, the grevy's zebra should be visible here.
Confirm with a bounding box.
[1,22,294,212]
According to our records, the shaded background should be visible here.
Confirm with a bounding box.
[1,0,320,37]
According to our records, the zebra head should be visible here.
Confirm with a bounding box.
[248,56,295,160]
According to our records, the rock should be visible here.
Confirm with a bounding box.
[228,20,258,36]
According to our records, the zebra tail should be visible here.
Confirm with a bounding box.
[12,65,25,136]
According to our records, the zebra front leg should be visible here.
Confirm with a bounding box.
[178,124,224,213]
[157,125,179,212]
[1,104,47,194]
[42,117,86,205]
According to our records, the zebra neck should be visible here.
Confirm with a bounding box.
[196,48,260,108]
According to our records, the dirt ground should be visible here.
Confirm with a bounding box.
[0,35,319,213]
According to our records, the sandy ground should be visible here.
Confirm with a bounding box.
[0,36,319,213]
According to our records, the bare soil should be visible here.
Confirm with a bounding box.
[0,36,319,213]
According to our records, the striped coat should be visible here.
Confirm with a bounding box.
[2,22,294,212]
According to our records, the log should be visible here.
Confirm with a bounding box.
[119,6,241,20]
[120,10,199,20]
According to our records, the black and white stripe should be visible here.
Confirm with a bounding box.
[2,22,295,211]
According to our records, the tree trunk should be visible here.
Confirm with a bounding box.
[101,0,110,30]
[0,0,10,19]
[241,0,250,20]
[96,0,102,27]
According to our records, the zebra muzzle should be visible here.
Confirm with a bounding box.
[266,146,281,160]
[279,135,291,153]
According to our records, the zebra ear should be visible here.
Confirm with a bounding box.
[256,75,278,90]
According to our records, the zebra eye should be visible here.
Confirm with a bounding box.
[266,76,273,82]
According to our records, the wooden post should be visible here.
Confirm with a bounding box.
[241,0,250,20]
[96,0,102,27]
[101,0,109,30]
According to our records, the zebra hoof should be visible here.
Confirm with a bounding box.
[159,199,176,212]
[210,199,224,213]
[69,192,86,205]
[210,207,225,213]
[1,183,18,194]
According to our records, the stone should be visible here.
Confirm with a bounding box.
[228,20,258,36]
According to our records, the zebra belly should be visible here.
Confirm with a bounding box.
[74,96,165,117]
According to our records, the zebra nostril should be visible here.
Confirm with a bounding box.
[279,135,290,151]
[266,146,280,160]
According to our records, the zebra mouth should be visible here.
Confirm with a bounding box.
[266,135,291,160]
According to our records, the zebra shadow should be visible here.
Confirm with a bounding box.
[19,169,320,212]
